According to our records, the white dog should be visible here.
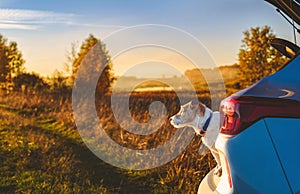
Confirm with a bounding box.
[169,101,221,176]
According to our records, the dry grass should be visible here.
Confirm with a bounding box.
[0,89,216,193]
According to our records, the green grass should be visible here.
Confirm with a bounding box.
[0,106,106,193]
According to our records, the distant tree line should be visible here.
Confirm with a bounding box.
[0,26,288,96]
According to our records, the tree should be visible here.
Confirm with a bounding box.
[0,34,25,89]
[0,36,9,84]
[8,42,25,77]
[238,26,287,88]
[71,34,115,96]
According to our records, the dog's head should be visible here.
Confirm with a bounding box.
[169,101,206,128]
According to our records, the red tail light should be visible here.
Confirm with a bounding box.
[219,95,300,135]
[219,97,240,135]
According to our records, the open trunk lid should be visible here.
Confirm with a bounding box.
[264,0,300,25]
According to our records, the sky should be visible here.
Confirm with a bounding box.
[0,0,299,78]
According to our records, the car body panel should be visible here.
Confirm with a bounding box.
[225,120,292,194]
[265,118,300,194]
[212,52,300,194]
[235,55,300,101]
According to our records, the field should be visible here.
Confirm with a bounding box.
[114,65,240,95]
[0,89,217,193]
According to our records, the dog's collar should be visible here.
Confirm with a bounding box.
[199,110,213,136]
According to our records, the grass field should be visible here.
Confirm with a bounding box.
[0,90,217,193]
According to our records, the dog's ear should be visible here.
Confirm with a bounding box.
[190,101,199,110]
[198,103,206,116]
[190,102,205,116]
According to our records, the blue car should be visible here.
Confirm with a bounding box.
[198,0,300,193]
